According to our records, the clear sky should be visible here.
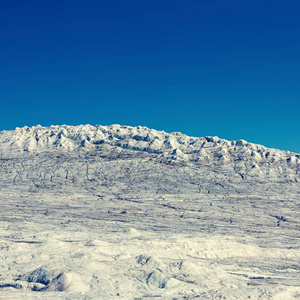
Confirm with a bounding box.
[1,0,299,153]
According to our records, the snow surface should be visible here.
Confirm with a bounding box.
[0,124,299,299]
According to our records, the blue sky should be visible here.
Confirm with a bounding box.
[1,0,299,152]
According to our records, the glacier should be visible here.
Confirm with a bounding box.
[0,124,299,299]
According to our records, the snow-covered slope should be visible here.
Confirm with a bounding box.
[0,124,299,194]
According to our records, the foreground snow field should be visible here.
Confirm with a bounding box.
[0,124,299,299]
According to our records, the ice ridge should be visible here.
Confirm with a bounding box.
[0,124,299,167]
